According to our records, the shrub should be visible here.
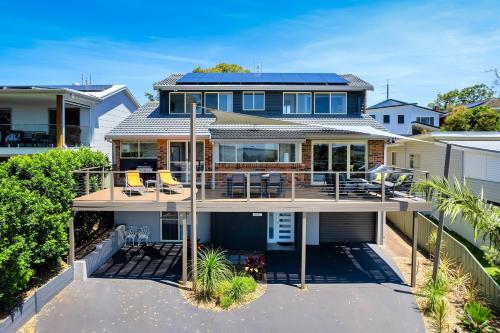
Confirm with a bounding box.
[431,299,448,333]
[460,301,493,333]
[423,272,449,314]
[239,276,257,294]
[0,148,108,309]
[220,295,233,310]
[243,255,266,280]
[481,246,500,267]
[194,248,232,300]
[225,276,257,303]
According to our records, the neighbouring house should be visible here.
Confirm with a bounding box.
[465,97,500,112]
[0,84,139,160]
[367,99,442,135]
[387,131,500,247]
[72,72,431,286]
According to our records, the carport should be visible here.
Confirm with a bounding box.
[92,243,182,281]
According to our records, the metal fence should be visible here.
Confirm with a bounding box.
[387,211,500,312]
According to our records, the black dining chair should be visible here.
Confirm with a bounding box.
[249,173,263,198]
[267,173,283,198]
[231,173,246,198]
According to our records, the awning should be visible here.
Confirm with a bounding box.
[310,124,427,142]
[210,110,302,126]
[438,140,500,154]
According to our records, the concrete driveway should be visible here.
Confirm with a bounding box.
[36,244,425,333]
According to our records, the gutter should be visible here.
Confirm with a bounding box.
[154,84,373,92]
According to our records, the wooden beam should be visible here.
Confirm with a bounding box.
[56,94,63,148]
[182,212,188,285]
[300,213,307,290]
[432,143,451,280]
[190,102,198,281]
[411,211,418,287]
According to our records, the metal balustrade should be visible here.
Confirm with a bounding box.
[73,167,430,204]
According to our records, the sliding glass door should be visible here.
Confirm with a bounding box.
[312,142,367,184]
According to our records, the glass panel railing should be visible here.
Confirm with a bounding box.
[65,125,91,147]
[0,124,57,147]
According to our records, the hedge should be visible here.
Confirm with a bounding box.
[0,148,108,310]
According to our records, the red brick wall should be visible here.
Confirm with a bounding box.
[157,139,168,170]
[113,140,120,171]
[368,140,385,167]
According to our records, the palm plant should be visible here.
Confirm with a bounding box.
[460,301,493,333]
[414,177,500,248]
[193,247,232,300]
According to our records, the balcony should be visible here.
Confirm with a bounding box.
[0,124,91,148]
[72,168,432,213]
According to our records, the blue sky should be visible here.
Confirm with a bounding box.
[0,0,499,106]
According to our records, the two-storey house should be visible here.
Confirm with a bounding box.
[0,84,139,160]
[72,73,430,286]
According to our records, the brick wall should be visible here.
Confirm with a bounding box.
[113,140,120,171]
[157,139,168,170]
[368,140,385,167]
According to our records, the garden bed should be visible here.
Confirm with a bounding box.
[180,281,267,312]
[180,248,267,311]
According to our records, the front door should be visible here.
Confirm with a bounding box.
[267,212,295,243]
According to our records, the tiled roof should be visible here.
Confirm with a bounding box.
[155,73,372,89]
[107,103,387,140]
[106,102,214,138]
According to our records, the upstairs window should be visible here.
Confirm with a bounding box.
[398,115,405,124]
[169,93,202,114]
[243,92,265,110]
[205,92,233,112]
[314,93,347,114]
[283,93,311,114]
[383,115,390,124]
[416,116,434,126]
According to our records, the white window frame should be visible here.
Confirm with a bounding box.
[169,92,202,114]
[242,92,265,111]
[216,142,302,163]
[120,141,157,159]
[313,92,347,114]
[204,92,233,112]
[416,116,434,126]
[282,92,312,114]
[311,140,368,184]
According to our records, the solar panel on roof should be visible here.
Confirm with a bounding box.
[176,72,349,85]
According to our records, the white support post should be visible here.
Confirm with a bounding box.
[411,211,418,287]
[182,212,188,285]
[291,172,295,201]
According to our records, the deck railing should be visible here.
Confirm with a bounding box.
[73,167,430,203]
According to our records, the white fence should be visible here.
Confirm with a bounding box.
[387,211,500,312]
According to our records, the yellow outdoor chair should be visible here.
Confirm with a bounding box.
[125,170,146,195]
[159,170,183,194]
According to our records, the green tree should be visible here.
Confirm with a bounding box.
[0,149,108,309]
[442,105,499,131]
[415,177,500,248]
[144,92,159,102]
[193,63,250,73]
[429,84,495,110]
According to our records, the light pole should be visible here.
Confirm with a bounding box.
[190,102,198,282]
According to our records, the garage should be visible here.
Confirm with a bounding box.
[211,212,267,250]
[319,212,376,243]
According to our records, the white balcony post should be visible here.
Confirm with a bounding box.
[85,170,90,195]
[335,173,340,201]
[246,172,251,201]
[155,171,160,202]
[291,172,295,201]
[381,172,385,202]
[201,172,206,201]
[110,172,114,201]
